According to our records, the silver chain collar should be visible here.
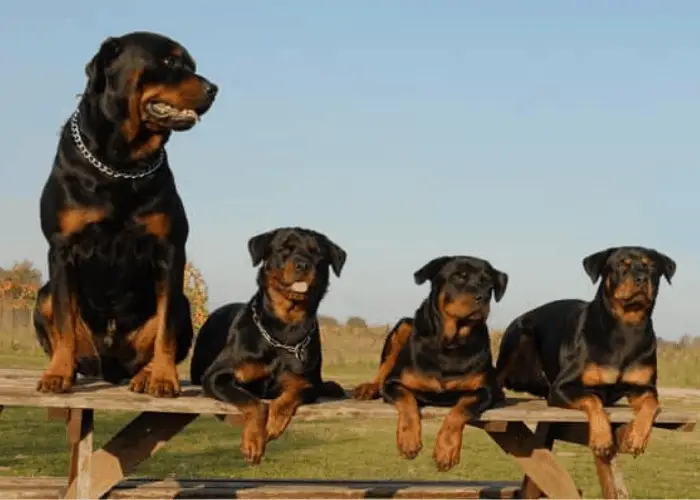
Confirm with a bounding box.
[70,109,165,180]
[251,297,315,363]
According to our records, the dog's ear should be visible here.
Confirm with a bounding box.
[414,256,452,286]
[490,267,509,303]
[652,250,676,285]
[322,236,347,277]
[582,248,614,284]
[247,229,278,267]
[85,37,123,93]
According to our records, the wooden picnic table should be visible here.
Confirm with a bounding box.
[0,368,695,499]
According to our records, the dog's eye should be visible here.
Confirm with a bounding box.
[163,57,177,68]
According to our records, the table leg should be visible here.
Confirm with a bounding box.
[63,411,197,499]
[48,408,70,421]
[486,421,580,499]
[519,423,555,498]
[65,409,94,500]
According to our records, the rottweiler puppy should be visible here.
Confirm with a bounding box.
[33,32,218,397]
[190,227,347,465]
[353,255,508,472]
[495,246,676,458]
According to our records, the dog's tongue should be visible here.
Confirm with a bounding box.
[290,281,309,293]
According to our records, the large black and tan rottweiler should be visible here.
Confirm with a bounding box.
[190,227,347,465]
[495,246,676,458]
[33,31,218,397]
[352,255,508,471]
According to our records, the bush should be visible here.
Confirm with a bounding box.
[183,261,208,332]
[318,315,339,327]
[346,316,367,329]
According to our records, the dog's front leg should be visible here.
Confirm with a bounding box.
[550,383,614,458]
[433,386,493,472]
[129,234,182,397]
[383,380,423,459]
[266,372,312,441]
[621,387,660,456]
[37,248,78,393]
[147,270,181,397]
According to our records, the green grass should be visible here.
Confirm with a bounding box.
[0,404,698,498]
[0,327,699,498]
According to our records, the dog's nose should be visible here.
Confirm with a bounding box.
[203,81,218,99]
[634,273,648,286]
[294,259,310,273]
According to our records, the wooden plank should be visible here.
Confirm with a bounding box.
[63,412,197,499]
[519,423,555,499]
[0,477,521,499]
[487,421,581,499]
[0,370,695,428]
[65,409,94,499]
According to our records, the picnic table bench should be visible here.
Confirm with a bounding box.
[0,368,695,499]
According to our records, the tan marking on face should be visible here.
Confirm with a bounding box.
[606,274,654,325]
[437,290,485,343]
[140,76,208,112]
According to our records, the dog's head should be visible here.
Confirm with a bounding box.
[582,246,676,325]
[248,227,346,323]
[414,255,508,343]
[82,31,218,160]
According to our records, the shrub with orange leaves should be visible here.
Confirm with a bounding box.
[0,261,41,309]
[183,261,209,332]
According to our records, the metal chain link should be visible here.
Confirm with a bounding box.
[70,109,164,180]
[251,297,314,361]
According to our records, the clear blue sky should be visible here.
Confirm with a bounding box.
[1,1,698,338]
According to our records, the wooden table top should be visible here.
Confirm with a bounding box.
[0,369,695,429]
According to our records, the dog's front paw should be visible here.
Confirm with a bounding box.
[129,369,150,394]
[352,382,380,400]
[241,404,268,465]
[620,421,653,457]
[37,370,74,393]
[397,419,422,459]
[589,426,615,458]
[266,399,297,441]
[433,426,463,472]
[129,363,181,397]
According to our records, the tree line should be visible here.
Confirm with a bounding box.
[0,260,371,332]
[0,260,209,332]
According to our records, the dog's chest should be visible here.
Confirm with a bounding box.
[581,362,655,387]
[69,217,166,327]
[414,341,486,380]
[69,215,164,271]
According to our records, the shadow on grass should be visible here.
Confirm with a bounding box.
[111,476,519,499]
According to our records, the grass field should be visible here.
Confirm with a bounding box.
[0,325,699,498]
